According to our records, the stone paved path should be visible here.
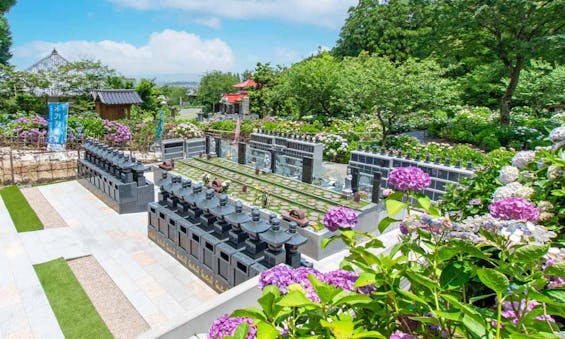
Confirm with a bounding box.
[1,180,218,338]
[20,187,68,228]
[0,198,64,339]
[68,255,149,338]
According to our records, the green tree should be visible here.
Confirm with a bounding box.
[160,85,188,106]
[136,79,161,114]
[511,60,565,111]
[0,0,15,64]
[282,52,342,119]
[105,75,134,89]
[338,54,455,143]
[246,62,286,117]
[49,60,116,97]
[437,0,565,124]
[334,0,433,61]
[196,71,240,112]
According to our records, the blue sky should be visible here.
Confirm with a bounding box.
[7,0,356,82]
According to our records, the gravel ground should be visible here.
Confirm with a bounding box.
[20,187,68,228]
[67,256,149,339]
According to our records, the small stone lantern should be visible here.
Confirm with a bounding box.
[210,194,235,238]
[259,218,291,268]
[197,189,220,230]
[241,208,270,258]
[224,201,251,249]
[285,222,308,267]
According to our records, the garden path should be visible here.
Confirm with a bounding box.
[0,180,218,338]
[0,198,64,338]
[20,187,68,228]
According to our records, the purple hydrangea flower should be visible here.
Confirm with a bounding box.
[390,330,418,339]
[323,269,358,291]
[489,197,539,222]
[323,206,358,232]
[208,314,256,339]
[258,264,296,294]
[543,258,565,289]
[258,264,323,301]
[103,120,131,144]
[387,167,431,192]
[500,300,555,324]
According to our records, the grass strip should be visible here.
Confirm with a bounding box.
[0,185,44,232]
[34,258,113,339]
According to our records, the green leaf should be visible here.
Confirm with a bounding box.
[321,237,334,249]
[232,322,249,339]
[377,216,399,233]
[231,307,267,322]
[351,331,386,338]
[320,319,353,339]
[385,199,405,217]
[436,245,458,262]
[544,289,565,303]
[308,274,341,304]
[277,290,315,307]
[513,244,549,263]
[257,321,279,339]
[395,288,429,306]
[545,262,565,278]
[415,194,431,211]
[332,294,372,307]
[258,292,276,319]
[354,272,377,288]
[405,271,438,291]
[477,268,509,294]
[440,261,474,289]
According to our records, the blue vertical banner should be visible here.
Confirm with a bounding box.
[47,102,69,151]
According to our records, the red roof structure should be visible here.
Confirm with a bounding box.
[232,79,257,89]
[222,92,247,103]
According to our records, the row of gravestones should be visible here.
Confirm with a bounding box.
[147,171,310,293]
[78,139,154,214]
[348,147,475,201]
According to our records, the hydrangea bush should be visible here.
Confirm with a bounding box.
[102,120,131,145]
[211,159,564,338]
[8,114,48,143]
[315,133,349,163]
[166,121,203,139]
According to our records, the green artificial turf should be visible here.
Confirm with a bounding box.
[0,185,44,232]
[34,258,113,339]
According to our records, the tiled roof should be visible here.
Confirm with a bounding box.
[91,89,143,105]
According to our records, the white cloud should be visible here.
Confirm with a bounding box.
[109,0,357,29]
[194,17,222,29]
[273,47,302,66]
[12,29,234,80]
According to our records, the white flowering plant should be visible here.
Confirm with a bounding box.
[315,132,350,163]
[442,126,565,242]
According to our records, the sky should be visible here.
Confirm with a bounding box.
[7,0,357,82]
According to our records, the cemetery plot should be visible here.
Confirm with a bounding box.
[188,157,367,209]
[174,158,368,229]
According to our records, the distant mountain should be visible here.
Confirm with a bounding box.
[162,81,199,89]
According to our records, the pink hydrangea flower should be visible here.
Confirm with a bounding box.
[489,197,539,222]
[387,167,431,192]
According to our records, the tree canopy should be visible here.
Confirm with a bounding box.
[334,0,433,61]
[196,71,240,112]
[0,0,16,64]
